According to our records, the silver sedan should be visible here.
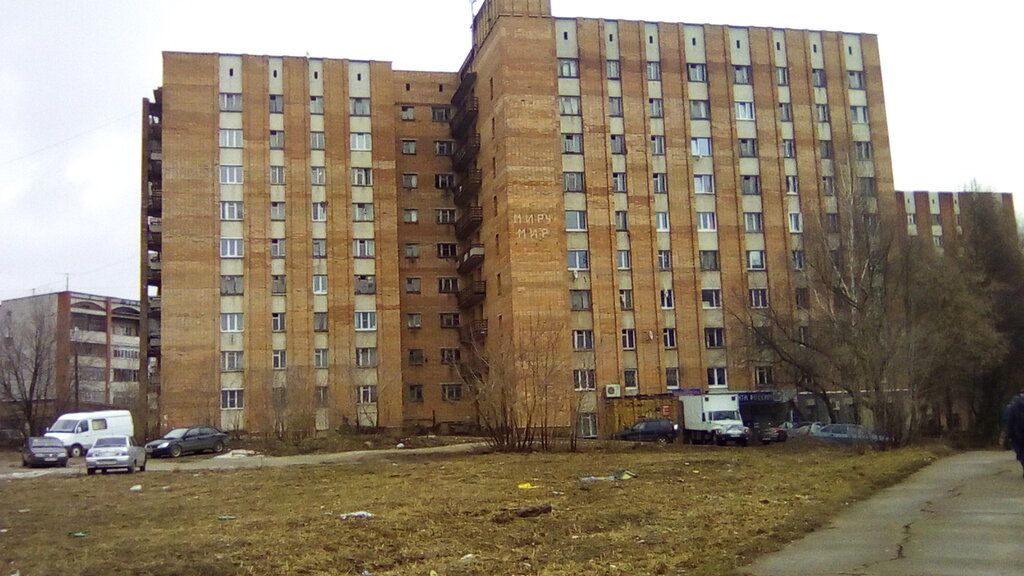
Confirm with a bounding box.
[85,435,147,475]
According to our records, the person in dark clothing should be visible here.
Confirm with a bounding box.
[1006,391,1024,478]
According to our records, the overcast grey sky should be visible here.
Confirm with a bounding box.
[1,0,1019,303]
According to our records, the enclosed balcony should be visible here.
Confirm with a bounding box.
[454,170,482,206]
[457,281,486,309]
[457,244,485,275]
[452,133,481,171]
[455,206,483,240]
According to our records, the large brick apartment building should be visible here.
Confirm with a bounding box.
[141,0,900,436]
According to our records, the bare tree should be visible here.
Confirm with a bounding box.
[0,302,59,435]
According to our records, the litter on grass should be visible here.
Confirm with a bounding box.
[578,469,638,482]
[339,511,374,520]
[218,515,237,521]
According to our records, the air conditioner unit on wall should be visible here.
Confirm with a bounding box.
[605,384,622,398]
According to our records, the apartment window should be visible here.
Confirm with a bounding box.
[402,173,418,189]
[350,132,372,151]
[691,137,712,157]
[811,68,827,87]
[314,349,329,370]
[351,167,372,186]
[705,327,725,349]
[733,65,752,84]
[666,367,681,389]
[690,99,710,119]
[775,66,789,86]
[606,59,621,79]
[657,250,672,270]
[431,106,450,122]
[354,311,376,331]
[563,171,585,192]
[557,58,579,78]
[652,173,668,194]
[311,202,327,222]
[559,96,581,116]
[271,274,286,294]
[268,130,284,150]
[309,96,324,114]
[408,384,424,402]
[221,275,244,296]
[608,97,623,117]
[612,172,628,193]
[735,101,755,120]
[220,238,244,258]
[651,135,666,155]
[350,97,370,116]
[614,211,629,231]
[269,94,283,113]
[271,312,286,332]
[778,102,793,122]
[648,98,664,118]
[434,140,455,156]
[707,367,728,388]
[401,105,415,120]
[822,176,836,196]
[408,348,424,364]
[405,277,421,294]
[573,369,597,391]
[694,174,715,194]
[219,129,242,148]
[860,177,877,197]
[616,250,631,270]
[795,287,810,310]
[399,141,418,157]
[754,366,774,388]
[565,210,587,231]
[747,250,766,270]
[221,352,243,372]
[436,243,457,258]
[219,93,242,112]
[270,165,285,185]
[663,328,677,349]
[697,211,717,231]
[562,133,583,154]
[355,347,378,368]
[624,369,639,389]
[744,212,764,233]
[687,63,707,82]
[655,211,670,231]
[442,384,463,402]
[219,165,243,184]
[855,141,873,160]
[220,389,244,408]
[789,212,804,233]
[573,330,594,350]
[848,70,865,89]
[739,138,758,158]
[310,166,326,185]
[312,238,327,259]
[407,314,422,329]
[570,289,592,310]
[815,104,830,123]
[357,385,379,404]
[619,289,633,311]
[820,140,833,159]
[792,250,805,270]
[826,213,840,233]
[353,239,375,258]
[610,134,626,154]
[435,209,457,225]
[440,313,461,329]
[306,132,325,151]
[786,175,800,194]
[749,288,770,308]
[621,329,636,350]
[646,61,662,80]
[352,203,374,222]
[220,313,243,333]
[354,274,376,295]
[701,289,722,309]
[313,274,327,294]
[220,201,243,221]
[438,277,459,293]
[404,243,420,258]
[851,106,870,124]
[782,139,795,158]
[741,175,762,195]
[440,348,461,365]
[660,289,675,309]
[270,239,286,259]
[699,250,720,271]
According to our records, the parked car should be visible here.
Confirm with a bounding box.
[811,423,885,446]
[85,435,146,475]
[749,422,788,445]
[21,436,69,468]
[715,423,750,446]
[145,426,228,458]
[612,418,679,443]
[781,421,824,436]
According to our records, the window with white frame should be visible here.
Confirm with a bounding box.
[848,70,865,89]
[733,65,752,84]
[648,98,664,118]
[309,96,324,114]
[754,366,774,388]
[850,106,869,124]
[440,348,461,365]
[687,63,707,82]
[615,211,629,231]
[658,250,672,270]
[568,249,590,270]
[219,129,242,148]
[220,238,244,258]
[660,289,675,309]
[557,58,579,78]
[855,141,873,160]
[563,171,585,192]
[646,61,662,80]
[431,106,450,122]
[350,132,372,150]
[621,329,636,350]
[697,211,717,231]
[747,250,766,270]
[355,347,378,368]
[606,59,621,79]
[570,289,592,310]
[441,383,462,401]
[311,202,327,222]
[782,139,796,158]
[436,243,457,258]
[269,130,284,150]
[220,275,244,296]
[401,139,417,154]
[435,208,456,225]
[310,131,325,150]
[562,133,583,154]
[404,243,420,258]
[401,105,415,120]
[219,165,243,184]
[352,203,374,222]
[353,239,375,258]
[608,96,623,117]
[619,289,633,311]
[219,93,242,112]
[610,134,626,154]
[786,175,799,194]
[357,385,378,404]
[434,140,455,156]
[435,173,455,189]
[739,138,758,157]
[220,388,244,409]
[749,288,769,308]
[616,250,631,270]
[437,277,459,293]
[779,102,793,122]
[707,367,727,388]
[406,313,422,329]
[271,312,285,332]
[314,348,329,369]
[573,369,596,391]
[776,66,789,86]
[652,173,668,194]
[690,99,710,119]
[403,209,419,223]
[355,311,376,331]
[735,101,755,120]
[270,239,286,259]
[405,277,421,294]
[612,172,627,193]
[220,201,243,221]
[666,367,681,388]
[811,68,826,87]
[270,165,285,185]
[792,250,805,270]
[559,96,581,116]
[565,210,587,231]
[694,174,715,194]
[351,167,372,186]
[269,94,283,113]
[354,274,375,295]
[663,328,677,349]
[349,97,370,116]
[741,175,761,195]
[623,369,638,389]
[271,274,286,294]
[573,330,594,350]
[310,166,326,185]
[744,212,764,233]
[702,289,722,309]
[656,211,670,231]
[402,173,418,188]
[312,238,327,259]
[313,274,327,294]
[220,313,243,332]
[651,135,666,155]
[691,137,712,157]
[789,212,804,233]
[815,104,830,123]
[221,351,243,372]
[699,250,720,271]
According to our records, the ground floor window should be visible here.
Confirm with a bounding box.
[577,412,597,439]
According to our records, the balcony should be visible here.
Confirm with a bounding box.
[457,244,485,275]
[146,185,162,217]
[461,319,488,344]
[457,281,486,309]
[147,256,161,286]
[454,170,482,206]
[455,206,483,240]
[450,97,479,139]
[146,217,162,250]
[452,133,481,171]
[452,71,477,106]
[148,296,161,317]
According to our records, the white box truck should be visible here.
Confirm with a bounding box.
[45,410,135,457]
[680,392,748,445]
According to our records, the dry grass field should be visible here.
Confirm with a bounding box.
[0,438,949,576]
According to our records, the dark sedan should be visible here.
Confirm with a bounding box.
[145,426,228,458]
[612,418,679,443]
[22,436,69,468]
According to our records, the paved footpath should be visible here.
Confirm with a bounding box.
[738,450,1024,576]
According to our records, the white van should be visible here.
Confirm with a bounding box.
[45,410,135,457]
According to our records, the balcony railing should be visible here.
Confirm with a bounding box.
[457,281,486,309]
[457,244,485,276]
[450,97,479,139]
[453,133,481,171]
[455,206,483,240]
[147,185,162,216]
[461,319,488,344]
[454,170,482,206]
